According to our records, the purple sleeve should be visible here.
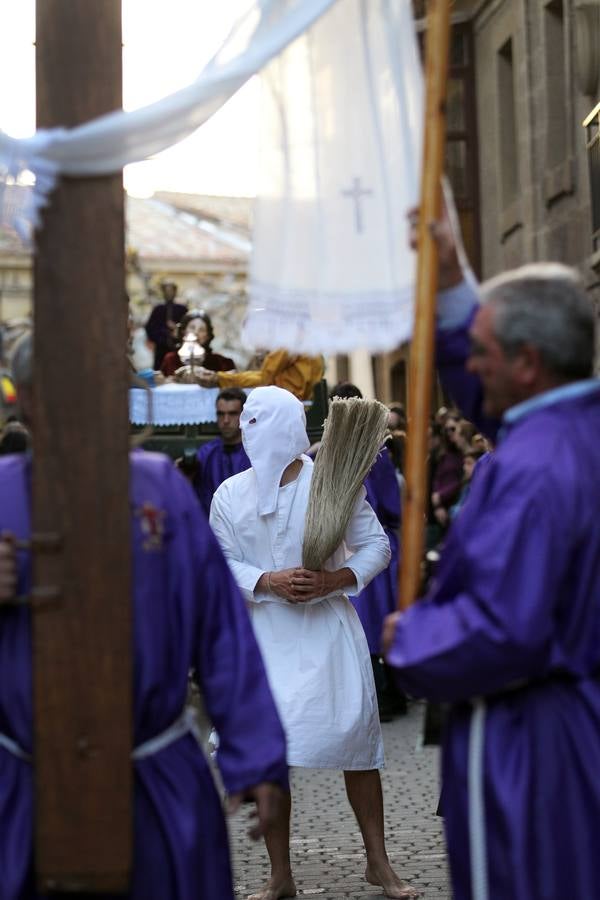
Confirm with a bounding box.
[437,278,478,330]
[436,319,500,440]
[186,498,288,793]
[435,284,500,440]
[386,468,564,702]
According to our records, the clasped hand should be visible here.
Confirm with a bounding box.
[268,567,332,603]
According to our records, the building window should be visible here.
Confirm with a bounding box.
[497,38,519,211]
[584,103,600,251]
[417,21,481,275]
[543,0,574,203]
[545,0,567,169]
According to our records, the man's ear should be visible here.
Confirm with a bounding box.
[513,343,543,388]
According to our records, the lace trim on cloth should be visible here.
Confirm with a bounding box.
[243,281,415,353]
[129,385,220,426]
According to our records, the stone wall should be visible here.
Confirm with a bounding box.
[473,0,598,287]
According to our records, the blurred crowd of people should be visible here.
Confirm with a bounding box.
[426,406,491,550]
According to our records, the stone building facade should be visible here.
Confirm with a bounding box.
[373,0,600,403]
[470,0,597,281]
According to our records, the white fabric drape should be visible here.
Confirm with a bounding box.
[0,0,423,355]
[243,0,423,354]
[0,0,338,237]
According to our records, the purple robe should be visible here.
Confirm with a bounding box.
[0,450,287,900]
[387,322,600,900]
[351,449,400,654]
[194,438,250,517]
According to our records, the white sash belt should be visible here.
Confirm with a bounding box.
[468,697,489,900]
[0,706,201,764]
[0,731,31,762]
[132,706,202,760]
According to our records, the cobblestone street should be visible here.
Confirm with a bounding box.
[229,702,450,900]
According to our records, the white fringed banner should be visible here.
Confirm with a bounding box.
[243,0,423,353]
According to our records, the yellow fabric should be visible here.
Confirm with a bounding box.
[217,350,323,400]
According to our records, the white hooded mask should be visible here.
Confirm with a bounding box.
[240,386,310,517]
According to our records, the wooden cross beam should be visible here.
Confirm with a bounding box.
[32,1,133,891]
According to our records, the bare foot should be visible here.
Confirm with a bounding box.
[366,861,421,899]
[248,874,297,900]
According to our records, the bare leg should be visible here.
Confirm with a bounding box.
[248,790,297,900]
[343,770,420,899]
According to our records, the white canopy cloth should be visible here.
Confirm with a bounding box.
[210,456,389,769]
[0,0,338,237]
[129,384,220,426]
[0,0,423,355]
[244,0,423,353]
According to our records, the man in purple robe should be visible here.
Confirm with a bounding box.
[355,448,406,719]
[144,279,188,370]
[383,216,600,900]
[194,387,250,516]
[329,383,405,719]
[354,449,401,654]
[0,335,288,900]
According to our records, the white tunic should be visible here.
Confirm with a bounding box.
[210,455,389,769]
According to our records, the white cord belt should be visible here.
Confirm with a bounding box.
[0,731,31,761]
[468,697,489,900]
[0,706,201,765]
[132,706,202,760]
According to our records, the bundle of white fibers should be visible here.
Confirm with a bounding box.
[302,397,389,571]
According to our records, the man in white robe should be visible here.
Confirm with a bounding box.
[210,386,418,900]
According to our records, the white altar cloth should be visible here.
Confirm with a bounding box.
[129,384,220,426]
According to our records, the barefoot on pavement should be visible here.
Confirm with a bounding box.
[366,861,422,899]
[248,875,297,900]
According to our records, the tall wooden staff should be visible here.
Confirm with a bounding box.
[398,0,452,611]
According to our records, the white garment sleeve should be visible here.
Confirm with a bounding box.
[209,484,265,603]
[341,490,391,595]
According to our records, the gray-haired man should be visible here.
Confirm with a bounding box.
[384,213,600,900]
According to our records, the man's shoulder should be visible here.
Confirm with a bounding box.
[504,396,593,462]
[129,449,193,511]
[477,408,576,504]
[214,465,255,500]
[197,437,223,461]
[512,391,600,481]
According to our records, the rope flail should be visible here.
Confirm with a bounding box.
[302,397,389,570]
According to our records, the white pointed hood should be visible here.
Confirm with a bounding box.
[240,386,310,516]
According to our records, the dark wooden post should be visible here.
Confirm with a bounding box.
[33,1,132,891]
